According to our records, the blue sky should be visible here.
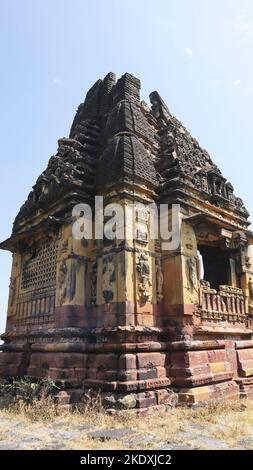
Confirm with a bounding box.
[0,0,253,333]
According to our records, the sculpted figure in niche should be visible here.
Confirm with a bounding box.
[215,180,222,196]
[202,175,208,193]
[67,255,78,301]
[102,255,115,303]
[136,253,152,303]
[248,277,253,313]
[9,277,16,307]
[187,257,197,291]
[90,260,97,305]
[58,257,68,305]
[156,260,164,303]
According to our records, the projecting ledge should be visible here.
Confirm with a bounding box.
[194,325,252,335]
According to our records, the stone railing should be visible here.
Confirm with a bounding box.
[200,281,246,322]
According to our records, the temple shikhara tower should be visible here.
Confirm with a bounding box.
[1,72,253,410]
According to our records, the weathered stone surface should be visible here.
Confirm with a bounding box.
[88,428,133,441]
[123,434,159,447]
[0,72,253,411]
[158,444,196,451]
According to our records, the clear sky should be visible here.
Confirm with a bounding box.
[0,0,253,333]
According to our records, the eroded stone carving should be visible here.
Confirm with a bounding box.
[90,260,97,305]
[150,93,249,217]
[58,257,68,306]
[248,277,253,313]
[9,277,16,307]
[136,253,151,302]
[156,259,163,303]
[66,254,78,301]
[187,257,197,291]
[102,255,115,303]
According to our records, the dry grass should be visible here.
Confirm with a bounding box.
[0,395,253,449]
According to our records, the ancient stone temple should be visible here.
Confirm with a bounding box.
[1,72,253,410]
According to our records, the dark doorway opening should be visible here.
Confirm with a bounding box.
[198,245,230,291]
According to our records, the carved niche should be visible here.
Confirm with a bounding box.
[136,253,152,303]
[156,258,164,303]
[58,257,68,306]
[58,252,86,306]
[90,260,97,305]
[9,277,16,307]
[248,277,253,313]
[187,257,197,291]
[102,254,115,303]
[135,207,149,245]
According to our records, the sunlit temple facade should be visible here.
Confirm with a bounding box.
[1,73,253,410]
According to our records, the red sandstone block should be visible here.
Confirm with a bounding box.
[171,350,210,368]
[136,314,154,327]
[137,352,166,368]
[156,366,166,378]
[113,377,171,392]
[46,368,65,380]
[136,391,157,408]
[28,353,43,367]
[118,354,136,370]
[238,358,253,369]
[173,373,214,387]
[178,380,240,404]
[118,314,136,327]
[83,379,117,391]
[237,349,253,377]
[54,390,71,405]
[87,367,117,381]
[237,349,253,361]
[170,364,211,378]
[237,380,253,398]
[212,371,233,383]
[98,314,118,328]
[28,352,87,369]
[27,367,47,377]
[0,364,20,376]
[136,303,153,315]
[138,366,163,378]
[138,378,171,390]
[0,352,23,364]
[87,353,118,370]
[117,371,138,381]
[86,368,97,379]
[47,367,78,380]
[156,389,173,405]
[137,368,158,380]
[53,353,87,368]
[73,368,87,379]
[104,370,118,381]
[207,350,227,363]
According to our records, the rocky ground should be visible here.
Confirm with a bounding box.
[0,399,253,450]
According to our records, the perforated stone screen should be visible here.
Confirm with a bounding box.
[21,240,57,291]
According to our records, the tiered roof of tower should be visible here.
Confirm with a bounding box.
[12,72,249,236]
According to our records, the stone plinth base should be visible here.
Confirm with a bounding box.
[178,381,240,404]
[236,378,253,399]
[1,329,253,410]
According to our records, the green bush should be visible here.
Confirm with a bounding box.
[0,376,58,404]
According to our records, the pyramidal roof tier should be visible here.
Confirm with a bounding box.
[11,72,249,235]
